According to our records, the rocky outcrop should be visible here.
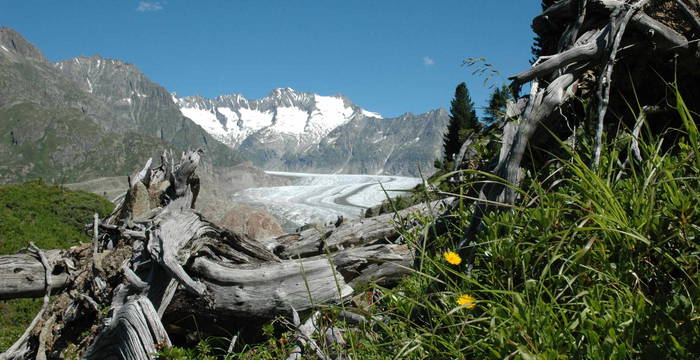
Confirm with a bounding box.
[0,27,47,62]
[215,203,284,240]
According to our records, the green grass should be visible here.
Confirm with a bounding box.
[0,180,113,350]
[322,92,700,359]
[156,92,700,358]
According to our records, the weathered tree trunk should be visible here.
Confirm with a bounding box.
[0,151,452,359]
[0,250,69,300]
[457,0,700,267]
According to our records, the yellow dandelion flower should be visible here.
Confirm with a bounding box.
[443,251,462,265]
[458,294,476,309]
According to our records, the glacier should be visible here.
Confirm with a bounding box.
[231,172,421,231]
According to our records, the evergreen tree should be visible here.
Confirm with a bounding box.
[442,82,478,164]
[483,85,512,124]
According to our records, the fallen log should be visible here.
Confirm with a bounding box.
[0,250,69,300]
[0,150,442,359]
[272,197,454,259]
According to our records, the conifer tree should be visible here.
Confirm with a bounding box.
[483,85,512,124]
[443,82,478,164]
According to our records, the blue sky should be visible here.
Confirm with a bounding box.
[1,1,540,118]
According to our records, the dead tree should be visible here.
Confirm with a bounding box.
[0,150,453,359]
[457,0,700,266]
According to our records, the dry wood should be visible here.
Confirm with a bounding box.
[0,245,53,360]
[287,311,325,360]
[509,26,609,87]
[593,0,651,168]
[0,249,69,300]
[83,296,171,360]
[5,2,697,357]
[0,150,443,358]
[460,72,579,269]
[274,197,453,259]
[674,0,700,34]
[629,11,689,50]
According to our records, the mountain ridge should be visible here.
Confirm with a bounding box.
[174,89,448,176]
[0,27,241,184]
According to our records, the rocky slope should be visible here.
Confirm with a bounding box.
[53,55,240,167]
[174,89,448,176]
[285,109,449,175]
[0,27,240,184]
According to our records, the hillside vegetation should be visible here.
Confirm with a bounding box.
[0,181,113,349]
[154,91,699,359]
[328,94,700,358]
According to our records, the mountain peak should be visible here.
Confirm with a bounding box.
[54,55,138,73]
[270,87,296,96]
[0,27,47,62]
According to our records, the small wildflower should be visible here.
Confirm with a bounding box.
[443,251,462,265]
[458,294,476,309]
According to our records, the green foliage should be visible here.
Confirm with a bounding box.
[442,82,479,165]
[332,92,700,359]
[0,181,113,350]
[81,92,700,359]
[155,340,217,360]
[0,180,114,254]
[483,85,512,124]
[0,298,44,351]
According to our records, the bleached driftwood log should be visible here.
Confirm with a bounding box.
[0,150,448,359]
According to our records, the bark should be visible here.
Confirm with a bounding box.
[0,250,69,300]
[456,0,699,270]
[0,152,444,359]
[593,0,651,168]
[272,197,454,259]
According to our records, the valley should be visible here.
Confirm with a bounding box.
[232,171,421,231]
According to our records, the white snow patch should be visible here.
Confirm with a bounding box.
[362,109,383,119]
[86,77,93,93]
[216,107,239,128]
[239,108,274,130]
[273,106,308,134]
[299,95,355,141]
[414,137,420,142]
[0,45,9,52]
[180,107,227,137]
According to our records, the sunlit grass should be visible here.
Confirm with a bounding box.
[158,90,700,359]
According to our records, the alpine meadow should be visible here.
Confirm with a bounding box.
[1,1,699,359]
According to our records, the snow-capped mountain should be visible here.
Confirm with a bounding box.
[173,88,449,176]
[173,88,381,149]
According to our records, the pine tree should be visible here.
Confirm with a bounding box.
[483,85,512,124]
[442,82,478,164]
